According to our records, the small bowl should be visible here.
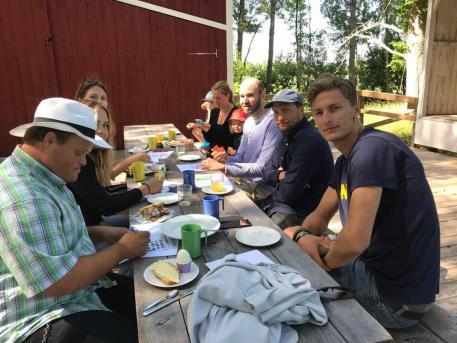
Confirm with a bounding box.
[177,262,191,273]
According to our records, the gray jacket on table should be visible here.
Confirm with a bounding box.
[187,256,327,343]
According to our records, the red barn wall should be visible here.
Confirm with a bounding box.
[0,0,227,155]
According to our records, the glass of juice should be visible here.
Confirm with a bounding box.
[211,173,225,192]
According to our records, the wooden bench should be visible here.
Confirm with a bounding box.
[388,304,457,342]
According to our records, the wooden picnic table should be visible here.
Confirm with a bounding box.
[124,124,392,343]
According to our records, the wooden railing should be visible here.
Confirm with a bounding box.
[357,90,418,125]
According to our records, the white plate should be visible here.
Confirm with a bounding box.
[130,208,175,224]
[160,214,220,240]
[178,154,201,162]
[201,184,234,195]
[235,226,281,247]
[146,192,179,205]
[143,258,199,288]
[167,140,179,147]
[128,146,148,154]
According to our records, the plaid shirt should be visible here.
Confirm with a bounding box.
[0,147,113,342]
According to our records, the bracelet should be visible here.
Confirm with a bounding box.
[293,228,312,242]
[142,183,151,194]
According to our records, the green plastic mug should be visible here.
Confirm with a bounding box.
[181,224,208,258]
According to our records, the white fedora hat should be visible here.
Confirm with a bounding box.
[10,97,111,149]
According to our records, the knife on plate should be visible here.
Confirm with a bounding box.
[142,287,196,317]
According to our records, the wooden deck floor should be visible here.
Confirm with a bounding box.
[329,147,457,342]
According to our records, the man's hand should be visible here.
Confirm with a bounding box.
[211,151,228,163]
[277,167,286,181]
[117,231,150,260]
[283,225,302,240]
[201,158,225,171]
[297,235,331,271]
[101,226,130,245]
[144,178,164,194]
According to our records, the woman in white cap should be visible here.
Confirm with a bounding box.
[67,101,163,228]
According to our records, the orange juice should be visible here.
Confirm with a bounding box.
[156,134,164,143]
[211,181,224,192]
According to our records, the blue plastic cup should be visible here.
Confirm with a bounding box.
[202,195,224,219]
[182,170,195,188]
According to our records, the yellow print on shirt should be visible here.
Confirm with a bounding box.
[340,184,348,200]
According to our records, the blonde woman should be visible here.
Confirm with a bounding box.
[67,101,163,227]
[186,81,237,150]
[75,78,149,180]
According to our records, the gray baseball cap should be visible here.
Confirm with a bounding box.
[265,89,304,108]
[202,91,214,102]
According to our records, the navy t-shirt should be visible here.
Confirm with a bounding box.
[330,128,440,305]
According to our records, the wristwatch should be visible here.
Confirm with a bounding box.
[293,228,312,242]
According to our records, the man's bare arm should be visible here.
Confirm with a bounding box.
[284,187,338,239]
[323,186,382,269]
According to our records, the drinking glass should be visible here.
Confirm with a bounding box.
[177,184,192,206]
[211,173,225,192]
[176,143,186,155]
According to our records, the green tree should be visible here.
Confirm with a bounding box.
[233,0,263,61]
[321,0,376,85]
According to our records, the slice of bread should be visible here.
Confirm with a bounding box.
[150,260,180,285]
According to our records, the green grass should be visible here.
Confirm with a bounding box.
[305,101,414,145]
[363,101,413,145]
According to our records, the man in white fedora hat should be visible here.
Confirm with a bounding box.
[0,98,148,342]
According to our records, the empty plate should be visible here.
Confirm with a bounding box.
[128,146,148,154]
[146,192,179,205]
[160,214,220,239]
[235,226,281,247]
[178,154,201,162]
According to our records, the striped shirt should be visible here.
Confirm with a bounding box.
[0,146,113,342]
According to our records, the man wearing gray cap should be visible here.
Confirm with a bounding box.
[260,89,333,229]
[0,98,148,342]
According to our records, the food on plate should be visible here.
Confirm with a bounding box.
[176,249,192,273]
[150,260,180,285]
[137,202,169,221]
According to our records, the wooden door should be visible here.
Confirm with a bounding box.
[0,0,58,156]
[46,0,227,149]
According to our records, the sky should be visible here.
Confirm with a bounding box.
[235,0,331,64]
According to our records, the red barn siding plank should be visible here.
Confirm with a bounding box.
[2,0,228,154]
[0,0,58,156]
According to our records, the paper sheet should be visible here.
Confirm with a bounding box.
[176,163,202,172]
[205,249,274,270]
[147,151,174,163]
[194,172,232,189]
[130,222,178,258]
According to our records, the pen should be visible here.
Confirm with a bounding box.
[129,226,139,234]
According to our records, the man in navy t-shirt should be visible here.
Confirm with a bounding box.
[284,75,440,329]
